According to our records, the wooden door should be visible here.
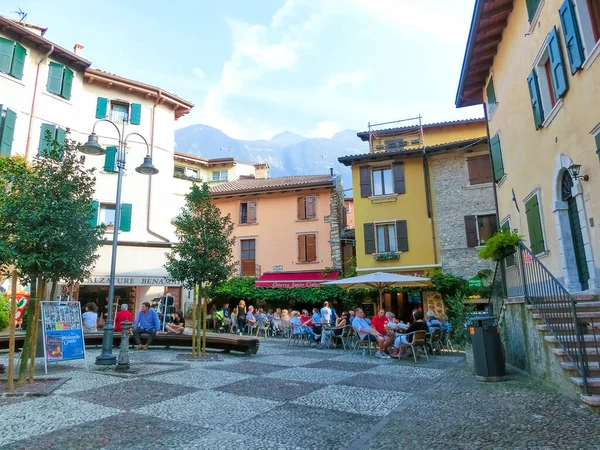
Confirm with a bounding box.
[241,239,256,276]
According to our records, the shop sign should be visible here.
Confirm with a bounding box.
[272,265,284,273]
[468,277,484,288]
[82,276,182,286]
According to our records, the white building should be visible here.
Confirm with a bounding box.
[0,16,194,315]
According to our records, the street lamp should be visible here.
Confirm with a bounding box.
[80,119,158,365]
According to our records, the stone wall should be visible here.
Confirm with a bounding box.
[429,148,496,278]
[325,176,344,270]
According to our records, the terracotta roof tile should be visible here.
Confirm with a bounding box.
[210,174,335,197]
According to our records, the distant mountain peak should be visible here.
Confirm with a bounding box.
[269,130,307,146]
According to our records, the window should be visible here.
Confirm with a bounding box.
[298,233,317,262]
[466,155,493,185]
[110,102,129,122]
[298,196,317,220]
[363,220,408,254]
[376,224,397,253]
[559,0,600,72]
[95,98,141,124]
[360,163,405,197]
[185,168,198,179]
[464,214,498,247]
[212,171,228,181]
[526,0,542,22]
[527,27,568,129]
[486,77,497,116]
[240,201,257,224]
[100,204,116,229]
[372,168,393,196]
[594,132,600,160]
[173,166,199,180]
[489,134,505,182]
[0,106,17,156]
[46,62,73,100]
[174,166,185,176]
[38,123,66,157]
[0,38,26,80]
[525,192,546,255]
[93,203,133,232]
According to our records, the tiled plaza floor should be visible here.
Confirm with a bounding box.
[1,338,599,449]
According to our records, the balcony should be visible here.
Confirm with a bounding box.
[173,171,202,182]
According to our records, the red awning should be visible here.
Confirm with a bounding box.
[255,270,339,288]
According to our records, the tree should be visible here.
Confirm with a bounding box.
[165,183,236,357]
[0,134,103,383]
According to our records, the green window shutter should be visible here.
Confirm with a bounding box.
[95,97,108,119]
[0,37,14,73]
[38,123,56,156]
[489,134,505,182]
[363,223,375,254]
[55,127,66,159]
[88,201,99,228]
[525,195,545,255]
[547,27,569,99]
[129,103,142,125]
[526,0,541,21]
[10,43,26,80]
[486,78,496,105]
[119,203,132,232]
[0,108,17,156]
[560,0,585,74]
[61,68,74,100]
[103,146,117,172]
[47,62,64,95]
[527,70,544,130]
[595,134,600,160]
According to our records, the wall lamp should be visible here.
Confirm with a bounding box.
[567,164,589,182]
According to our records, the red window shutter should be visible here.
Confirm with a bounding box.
[247,201,257,224]
[306,196,316,219]
[306,234,317,262]
[298,234,307,262]
[298,197,306,220]
[464,215,478,247]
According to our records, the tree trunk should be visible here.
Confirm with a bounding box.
[18,274,38,384]
[49,281,58,301]
[7,269,18,391]
[191,290,197,358]
[202,294,207,357]
[27,276,44,383]
[195,290,202,358]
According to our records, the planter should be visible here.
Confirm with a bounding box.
[373,251,401,261]
[494,245,516,262]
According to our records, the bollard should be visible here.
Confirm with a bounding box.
[117,321,132,370]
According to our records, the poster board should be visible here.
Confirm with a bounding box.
[41,301,86,374]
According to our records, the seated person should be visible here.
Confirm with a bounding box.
[290,310,314,339]
[115,303,133,333]
[166,311,185,334]
[246,306,257,323]
[351,308,390,359]
[133,302,161,350]
[82,302,98,334]
[426,310,442,329]
[391,310,429,359]
[371,309,389,335]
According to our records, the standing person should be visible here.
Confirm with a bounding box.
[318,301,333,349]
[320,301,332,325]
[82,303,98,334]
[114,303,133,333]
[230,306,238,333]
[133,302,161,350]
[329,304,338,325]
[237,300,247,335]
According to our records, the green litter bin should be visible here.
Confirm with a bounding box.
[469,316,506,381]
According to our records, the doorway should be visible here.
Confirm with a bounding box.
[241,239,256,276]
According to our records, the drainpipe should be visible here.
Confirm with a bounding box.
[25,45,54,161]
[423,152,438,265]
[146,88,170,243]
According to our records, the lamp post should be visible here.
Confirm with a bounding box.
[80,119,158,365]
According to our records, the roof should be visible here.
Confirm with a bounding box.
[356,118,486,141]
[85,69,194,119]
[174,152,236,167]
[456,0,514,108]
[338,137,488,166]
[0,16,90,70]
[210,174,336,198]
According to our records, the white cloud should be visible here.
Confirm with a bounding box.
[308,121,342,139]
[323,70,369,92]
[192,68,204,80]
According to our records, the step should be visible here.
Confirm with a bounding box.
[582,395,600,407]
[570,377,600,388]
[537,323,600,332]
[545,335,600,344]
[531,312,600,320]
[552,347,600,357]
[572,293,600,302]
[527,301,600,311]
[561,361,600,373]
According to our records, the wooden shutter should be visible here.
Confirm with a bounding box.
[38,123,56,156]
[298,234,307,262]
[560,0,585,74]
[547,27,569,99]
[0,108,16,156]
[359,166,372,198]
[96,97,108,119]
[489,135,505,182]
[88,201,99,228]
[396,220,408,252]
[247,201,257,224]
[526,0,541,21]
[392,162,406,194]
[465,215,478,247]
[10,43,26,80]
[486,78,496,105]
[306,234,317,262]
[104,146,117,172]
[130,103,142,125]
[119,203,133,232]
[525,196,545,254]
[62,68,73,100]
[0,38,13,73]
[364,223,375,254]
[47,62,64,95]
[297,197,306,220]
[527,70,544,130]
[306,196,316,219]
[468,155,492,185]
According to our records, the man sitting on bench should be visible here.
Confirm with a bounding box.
[133,302,160,350]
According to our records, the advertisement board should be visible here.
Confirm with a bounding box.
[41,302,86,374]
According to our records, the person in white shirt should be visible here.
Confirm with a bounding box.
[319,301,333,348]
[82,302,98,333]
[351,308,390,358]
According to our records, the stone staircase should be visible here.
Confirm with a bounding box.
[528,295,600,409]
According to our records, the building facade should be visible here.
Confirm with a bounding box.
[456,0,600,293]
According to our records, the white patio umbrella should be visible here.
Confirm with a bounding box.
[322,272,432,310]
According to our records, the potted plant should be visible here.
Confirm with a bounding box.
[478,230,521,261]
[373,251,401,261]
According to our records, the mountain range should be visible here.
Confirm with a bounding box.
[174,124,369,192]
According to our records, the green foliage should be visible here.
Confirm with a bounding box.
[478,230,521,261]
[165,183,236,290]
[445,294,475,347]
[0,293,9,331]
[429,270,467,299]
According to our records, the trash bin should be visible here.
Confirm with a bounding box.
[469,316,506,381]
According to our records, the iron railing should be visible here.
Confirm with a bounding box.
[490,242,594,395]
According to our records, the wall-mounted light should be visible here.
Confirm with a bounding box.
[567,164,589,182]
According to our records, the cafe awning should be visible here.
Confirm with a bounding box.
[255,270,339,288]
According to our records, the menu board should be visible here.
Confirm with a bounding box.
[41,302,86,373]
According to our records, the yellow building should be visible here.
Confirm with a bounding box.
[456,0,600,293]
[339,118,494,282]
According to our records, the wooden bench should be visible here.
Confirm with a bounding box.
[0,331,260,355]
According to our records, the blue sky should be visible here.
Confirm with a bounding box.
[3,0,483,140]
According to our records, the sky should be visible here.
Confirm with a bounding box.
[2,0,484,140]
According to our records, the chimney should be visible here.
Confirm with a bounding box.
[73,44,84,56]
[253,163,269,180]
[329,167,334,176]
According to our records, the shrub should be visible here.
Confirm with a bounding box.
[478,230,521,261]
[445,294,475,348]
[0,293,9,331]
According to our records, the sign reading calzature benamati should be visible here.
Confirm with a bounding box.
[41,302,86,374]
[81,276,183,286]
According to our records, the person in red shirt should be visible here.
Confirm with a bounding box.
[371,309,389,335]
[300,309,313,329]
[114,303,133,333]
